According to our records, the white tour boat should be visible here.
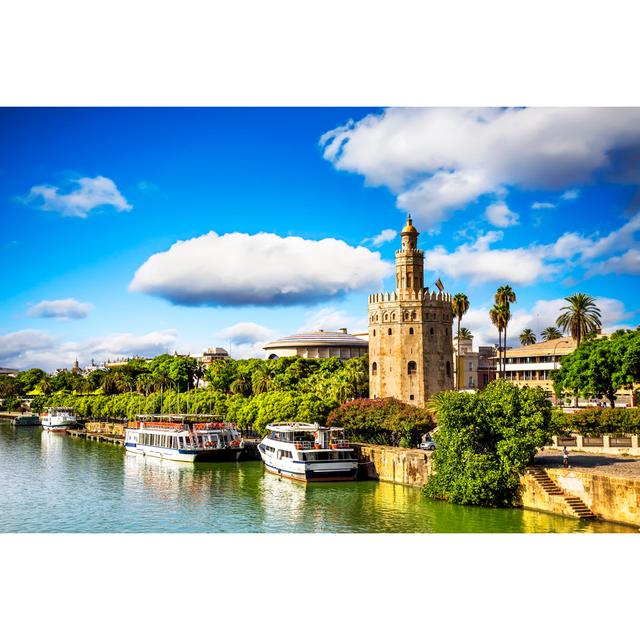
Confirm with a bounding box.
[258,422,358,482]
[41,407,77,432]
[124,414,244,463]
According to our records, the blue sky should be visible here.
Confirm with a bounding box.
[1,107,639,371]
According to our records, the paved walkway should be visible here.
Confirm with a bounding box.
[534,447,640,479]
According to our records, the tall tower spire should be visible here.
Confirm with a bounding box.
[396,213,424,295]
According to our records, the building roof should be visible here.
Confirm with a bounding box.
[263,330,368,350]
[506,337,577,358]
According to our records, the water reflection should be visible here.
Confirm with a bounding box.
[0,419,636,533]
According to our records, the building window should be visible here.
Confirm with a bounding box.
[371,362,377,376]
[409,327,414,335]
[388,328,392,336]
[407,361,417,375]
[430,327,434,335]
[446,361,451,377]
[409,394,414,400]
[469,362,473,371]
[392,313,396,321]
[384,313,389,321]
[373,329,376,337]
[411,311,416,320]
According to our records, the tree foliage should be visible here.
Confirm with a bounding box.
[552,329,640,408]
[424,380,553,507]
[326,397,434,447]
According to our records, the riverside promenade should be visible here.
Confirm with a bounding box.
[524,448,640,527]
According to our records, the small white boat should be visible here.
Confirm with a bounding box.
[258,422,358,482]
[41,407,77,431]
[11,414,41,427]
[124,414,244,463]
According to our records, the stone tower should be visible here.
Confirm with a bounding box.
[368,215,454,406]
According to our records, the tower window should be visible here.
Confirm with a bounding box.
[430,327,434,335]
[409,394,414,400]
[407,361,417,375]
[388,328,392,336]
[409,327,414,335]
[371,362,378,376]
[446,361,451,377]
[373,329,376,337]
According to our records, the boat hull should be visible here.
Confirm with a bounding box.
[262,458,357,483]
[125,443,244,463]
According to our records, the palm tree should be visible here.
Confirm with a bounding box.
[490,303,510,377]
[452,293,470,390]
[541,326,563,342]
[459,327,473,340]
[230,372,252,397]
[556,293,602,346]
[495,285,517,375]
[519,329,537,346]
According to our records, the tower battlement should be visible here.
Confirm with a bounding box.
[367,214,454,406]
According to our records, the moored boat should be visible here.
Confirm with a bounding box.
[258,422,357,482]
[124,414,244,463]
[41,407,77,431]
[11,414,41,427]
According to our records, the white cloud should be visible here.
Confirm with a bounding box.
[22,175,132,218]
[531,202,556,210]
[129,231,393,306]
[561,189,581,200]
[589,249,640,275]
[0,329,176,372]
[27,298,93,320]
[298,306,367,333]
[320,107,640,229]
[217,322,276,345]
[362,228,397,246]
[485,201,519,228]
[426,231,552,285]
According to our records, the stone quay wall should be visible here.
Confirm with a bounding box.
[352,443,432,487]
[547,468,640,527]
[85,421,126,436]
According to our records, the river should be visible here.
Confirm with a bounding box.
[0,419,633,533]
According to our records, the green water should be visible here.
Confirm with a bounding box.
[0,419,634,533]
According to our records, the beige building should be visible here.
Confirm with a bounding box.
[503,337,576,395]
[200,347,230,366]
[262,329,368,360]
[453,337,497,390]
[368,215,454,406]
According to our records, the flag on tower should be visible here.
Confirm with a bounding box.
[435,278,444,292]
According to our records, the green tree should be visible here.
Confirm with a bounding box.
[495,285,517,376]
[424,380,553,506]
[17,368,47,393]
[541,326,563,341]
[452,293,470,391]
[519,329,537,346]
[490,303,510,378]
[552,329,640,408]
[556,293,602,347]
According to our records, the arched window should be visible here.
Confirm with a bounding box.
[407,361,417,375]
[391,313,396,321]
[388,328,392,336]
[409,327,414,335]
[373,329,376,337]
[430,327,434,335]
[446,361,451,377]
[372,362,378,376]
[384,313,389,322]
[411,311,416,320]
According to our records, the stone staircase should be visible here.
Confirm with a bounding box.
[528,467,596,520]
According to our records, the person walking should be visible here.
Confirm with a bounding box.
[563,446,569,468]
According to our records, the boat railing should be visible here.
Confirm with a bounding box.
[294,441,315,450]
[329,439,350,449]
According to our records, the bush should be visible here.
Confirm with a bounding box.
[560,408,640,436]
[326,397,434,447]
[424,380,553,507]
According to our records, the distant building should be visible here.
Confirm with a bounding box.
[0,367,19,377]
[368,215,454,406]
[503,337,576,396]
[453,337,497,390]
[262,329,368,360]
[200,347,230,366]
